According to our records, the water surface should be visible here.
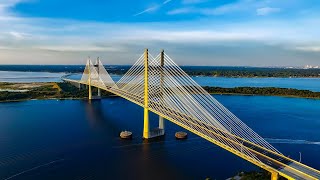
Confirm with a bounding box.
[2,71,320,92]
[68,74,320,92]
[0,95,319,179]
[0,71,65,83]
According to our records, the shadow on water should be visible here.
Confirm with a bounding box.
[81,99,197,179]
[85,100,115,131]
[84,99,125,141]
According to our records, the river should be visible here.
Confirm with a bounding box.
[0,95,319,179]
[0,70,320,179]
[2,71,320,91]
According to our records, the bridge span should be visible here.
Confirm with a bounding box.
[62,49,320,180]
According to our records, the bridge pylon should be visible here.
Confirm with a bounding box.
[88,57,92,100]
[143,49,165,139]
[94,57,102,98]
[86,57,102,100]
[143,48,150,139]
[158,49,165,131]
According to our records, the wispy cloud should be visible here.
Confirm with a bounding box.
[168,0,284,16]
[163,0,172,5]
[134,6,159,16]
[294,46,320,52]
[167,7,195,15]
[182,0,208,5]
[257,7,281,16]
[205,2,246,15]
[134,0,173,16]
[0,0,32,24]
[167,0,250,15]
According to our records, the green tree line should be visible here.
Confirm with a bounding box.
[204,86,320,98]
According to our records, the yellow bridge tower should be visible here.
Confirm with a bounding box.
[143,49,150,139]
[143,49,165,139]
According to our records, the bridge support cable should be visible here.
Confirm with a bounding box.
[63,49,320,180]
[114,53,145,99]
[95,57,117,89]
[146,53,261,161]
[160,53,280,154]
[80,57,117,99]
[94,58,101,97]
[81,57,116,89]
[88,59,92,100]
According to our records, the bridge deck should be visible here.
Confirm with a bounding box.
[62,78,320,180]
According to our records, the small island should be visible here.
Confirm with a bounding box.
[184,67,320,78]
[203,86,320,99]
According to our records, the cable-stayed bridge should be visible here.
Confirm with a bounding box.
[62,49,320,180]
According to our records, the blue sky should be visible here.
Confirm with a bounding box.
[0,0,320,66]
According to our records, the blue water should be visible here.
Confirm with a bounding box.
[2,71,320,91]
[0,71,65,83]
[67,74,320,92]
[193,76,320,92]
[0,96,319,179]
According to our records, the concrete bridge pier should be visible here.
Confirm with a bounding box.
[271,171,279,180]
[88,84,92,100]
[98,88,101,96]
[88,87,102,100]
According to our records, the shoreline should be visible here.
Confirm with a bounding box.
[1,82,320,103]
[1,93,319,103]
[1,70,320,79]
[192,75,320,79]
[1,92,319,104]
[210,92,320,100]
[0,95,120,103]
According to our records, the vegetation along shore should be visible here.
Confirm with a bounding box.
[0,82,112,102]
[1,82,320,102]
[1,65,320,78]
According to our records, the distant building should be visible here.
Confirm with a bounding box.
[304,65,320,69]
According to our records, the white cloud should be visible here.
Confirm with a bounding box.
[167,7,195,15]
[168,0,255,16]
[0,0,26,15]
[294,46,320,52]
[9,31,31,40]
[0,0,319,65]
[119,29,267,43]
[168,0,286,16]
[257,7,281,16]
[1,16,320,52]
[205,1,248,15]
[37,45,123,52]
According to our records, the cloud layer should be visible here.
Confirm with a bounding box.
[0,0,319,66]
